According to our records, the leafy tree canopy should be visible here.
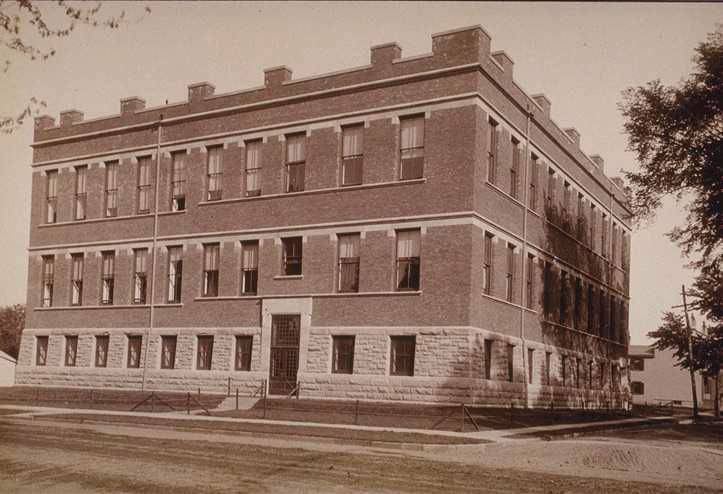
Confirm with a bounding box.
[0,304,25,359]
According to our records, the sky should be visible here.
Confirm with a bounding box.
[1,1,721,343]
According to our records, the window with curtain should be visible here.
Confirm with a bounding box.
[65,335,78,367]
[487,119,498,183]
[36,336,48,366]
[526,254,534,309]
[342,125,363,186]
[161,335,177,369]
[332,335,355,374]
[46,170,57,223]
[390,335,415,376]
[337,233,360,292]
[202,243,220,297]
[71,253,84,306]
[529,155,538,210]
[235,335,253,371]
[171,152,186,211]
[207,146,223,200]
[105,161,118,217]
[505,243,515,302]
[41,256,54,307]
[95,335,109,368]
[241,241,258,294]
[510,137,520,198]
[396,229,420,291]
[127,335,142,368]
[167,247,183,303]
[245,140,262,196]
[483,232,493,295]
[197,335,214,370]
[101,251,115,305]
[285,134,305,192]
[137,156,152,214]
[75,165,87,220]
[400,116,424,180]
[282,237,303,275]
[133,249,148,304]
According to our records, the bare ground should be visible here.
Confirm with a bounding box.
[1,416,721,493]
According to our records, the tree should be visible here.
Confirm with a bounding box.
[695,324,722,418]
[619,26,722,320]
[0,304,25,359]
[1,0,150,133]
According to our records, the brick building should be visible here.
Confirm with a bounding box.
[17,25,632,407]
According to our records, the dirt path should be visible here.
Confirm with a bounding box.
[2,418,721,493]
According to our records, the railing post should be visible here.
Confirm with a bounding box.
[354,399,359,425]
[263,387,267,419]
[460,403,465,432]
[235,388,239,411]
[227,377,231,397]
[186,392,190,415]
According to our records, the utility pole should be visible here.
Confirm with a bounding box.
[681,284,699,419]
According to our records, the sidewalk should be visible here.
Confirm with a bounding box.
[0,403,676,442]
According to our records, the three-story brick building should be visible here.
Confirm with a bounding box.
[17,25,632,407]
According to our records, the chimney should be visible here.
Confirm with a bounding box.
[370,42,402,65]
[187,82,215,103]
[263,66,293,87]
[531,94,551,117]
[590,154,605,173]
[34,115,56,131]
[59,109,83,127]
[431,25,491,64]
[564,127,581,147]
[491,50,514,78]
[120,97,146,115]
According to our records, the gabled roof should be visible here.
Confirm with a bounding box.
[0,350,17,364]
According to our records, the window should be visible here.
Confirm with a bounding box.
[167,246,183,303]
[400,116,424,180]
[245,140,262,196]
[41,256,54,307]
[105,161,119,217]
[202,243,219,297]
[64,335,78,367]
[525,254,534,309]
[527,348,534,384]
[587,284,595,333]
[575,358,581,387]
[342,125,363,186]
[505,243,515,302]
[137,156,152,214]
[612,223,618,266]
[390,335,415,376]
[282,237,303,276]
[133,249,148,304]
[46,170,58,224]
[36,336,48,366]
[589,204,596,252]
[483,232,493,295]
[171,152,186,211]
[396,229,420,291]
[285,133,305,192]
[577,192,585,241]
[206,146,223,201]
[559,271,568,325]
[599,361,606,388]
[545,351,551,385]
[601,213,608,258]
[127,335,142,368]
[332,335,355,374]
[240,241,258,295]
[196,335,213,370]
[599,291,608,339]
[70,253,84,306]
[100,251,115,305]
[484,339,493,379]
[75,165,87,220]
[507,344,514,382]
[546,168,556,207]
[588,361,593,389]
[630,357,644,371]
[543,261,552,318]
[529,155,538,210]
[631,381,644,395]
[510,137,520,198]
[487,118,498,183]
[161,335,177,369]
[562,181,571,220]
[573,277,582,329]
[235,335,253,371]
[95,335,109,367]
[338,233,360,292]
[561,355,568,386]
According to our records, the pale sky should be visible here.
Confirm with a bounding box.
[1,1,720,344]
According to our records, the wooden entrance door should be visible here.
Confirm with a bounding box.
[269,314,300,395]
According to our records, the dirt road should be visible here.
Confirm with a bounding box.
[1,417,720,493]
